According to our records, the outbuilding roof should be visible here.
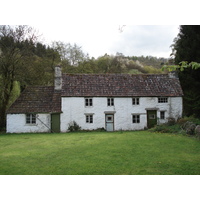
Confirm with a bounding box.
[7,86,61,114]
[7,73,183,114]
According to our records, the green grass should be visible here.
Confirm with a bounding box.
[0,131,200,175]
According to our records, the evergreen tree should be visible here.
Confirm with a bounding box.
[172,25,200,64]
[171,25,200,117]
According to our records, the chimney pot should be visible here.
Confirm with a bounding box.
[168,71,178,79]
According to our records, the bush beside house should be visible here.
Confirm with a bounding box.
[150,117,200,139]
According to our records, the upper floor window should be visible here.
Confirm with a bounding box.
[132,97,140,105]
[26,114,36,124]
[107,98,114,106]
[85,98,93,107]
[158,97,168,103]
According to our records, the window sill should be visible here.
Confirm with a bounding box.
[25,124,37,126]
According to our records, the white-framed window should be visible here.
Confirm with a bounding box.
[160,111,165,119]
[86,114,93,123]
[132,97,140,105]
[26,114,36,124]
[132,114,140,123]
[158,97,168,103]
[107,98,114,106]
[85,98,93,107]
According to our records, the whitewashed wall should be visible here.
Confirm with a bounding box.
[7,114,51,133]
[6,96,183,133]
[61,97,183,132]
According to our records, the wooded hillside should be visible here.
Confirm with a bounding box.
[2,25,200,129]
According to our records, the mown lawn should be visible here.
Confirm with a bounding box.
[0,131,200,175]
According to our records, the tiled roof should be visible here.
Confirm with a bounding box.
[7,73,183,114]
[7,86,61,114]
[62,73,183,97]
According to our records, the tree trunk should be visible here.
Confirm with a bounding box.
[0,104,7,129]
[0,76,14,130]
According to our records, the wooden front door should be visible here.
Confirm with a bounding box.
[105,114,114,131]
[51,113,60,133]
[147,110,157,128]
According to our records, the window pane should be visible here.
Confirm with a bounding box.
[107,98,110,106]
[160,111,165,119]
[111,98,114,106]
[86,116,88,123]
[89,99,93,106]
[26,114,31,124]
[90,115,93,123]
[149,114,155,119]
[26,114,36,124]
[85,98,93,106]
[31,114,36,124]
[107,98,114,106]
[86,115,93,123]
[133,98,139,105]
[158,97,168,103]
[133,115,140,123]
[85,99,88,106]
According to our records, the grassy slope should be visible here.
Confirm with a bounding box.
[0,131,199,175]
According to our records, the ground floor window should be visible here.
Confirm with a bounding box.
[26,114,36,124]
[160,111,165,119]
[132,114,140,123]
[86,114,93,123]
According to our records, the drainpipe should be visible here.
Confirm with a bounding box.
[36,114,52,132]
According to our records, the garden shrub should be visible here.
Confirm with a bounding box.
[177,118,188,126]
[68,121,81,132]
[167,118,176,126]
[150,117,200,139]
[150,123,183,134]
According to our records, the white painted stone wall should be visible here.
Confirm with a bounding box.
[7,114,51,133]
[61,96,183,132]
[6,96,183,133]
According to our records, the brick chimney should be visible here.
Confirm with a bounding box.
[54,66,62,90]
[168,71,178,79]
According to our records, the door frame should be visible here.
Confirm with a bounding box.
[105,114,114,131]
[146,109,157,128]
[51,113,61,133]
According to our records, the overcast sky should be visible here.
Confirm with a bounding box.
[2,0,196,59]
[33,24,179,58]
[1,0,198,60]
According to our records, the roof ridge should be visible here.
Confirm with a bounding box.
[62,73,168,76]
[25,85,54,88]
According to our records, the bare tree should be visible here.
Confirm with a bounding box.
[51,41,89,66]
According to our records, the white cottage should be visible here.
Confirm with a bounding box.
[6,66,183,133]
